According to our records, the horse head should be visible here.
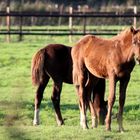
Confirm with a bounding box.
[98,100,108,125]
[131,26,140,64]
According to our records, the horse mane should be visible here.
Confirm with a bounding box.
[75,27,132,49]
[112,27,131,40]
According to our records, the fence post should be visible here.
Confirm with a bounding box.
[19,0,23,41]
[6,0,10,42]
[83,8,87,35]
[19,15,23,41]
[133,6,137,28]
[69,6,73,42]
[129,6,137,28]
[83,16,86,35]
[58,4,64,26]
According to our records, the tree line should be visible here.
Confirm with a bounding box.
[0,0,139,26]
[0,0,138,11]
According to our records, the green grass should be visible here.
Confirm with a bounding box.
[0,36,140,140]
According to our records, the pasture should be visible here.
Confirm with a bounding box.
[0,35,140,140]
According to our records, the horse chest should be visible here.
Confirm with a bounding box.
[113,61,135,78]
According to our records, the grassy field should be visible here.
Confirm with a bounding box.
[0,35,140,140]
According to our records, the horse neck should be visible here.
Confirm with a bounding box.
[114,31,134,62]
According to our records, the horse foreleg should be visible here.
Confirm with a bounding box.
[105,75,116,131]
[51,82,64,126]
[33,78,49,125]
[118,76,130,132]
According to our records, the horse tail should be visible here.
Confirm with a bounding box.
[71,48,80,86]
[72,62,79,86]
[31,48,46,86]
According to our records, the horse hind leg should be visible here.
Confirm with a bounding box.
[78,84,88,129]
[51,81,64,126]
[86,77,99,129]
[75,85,84,127]
[77,71,89,129]
[87,89,98,129]
[33,75,49,125]
[72,60,88,129]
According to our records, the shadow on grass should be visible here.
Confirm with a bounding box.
[112,103,140,121]
[0,99,78,123]
[5,98,140,123]
[0,100,13,107]
[0,101,30,140]
[45,99,79,111]
[25,99,79,120]
[24,98,79,112]
[124,104,140,112]
[113,103,140,113]
[1,99,139,123]
[4,126,28,140]
[0,112,6,125]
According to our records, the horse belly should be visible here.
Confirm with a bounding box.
[85,60,108,79]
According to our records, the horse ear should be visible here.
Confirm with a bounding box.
[131,26,138,34]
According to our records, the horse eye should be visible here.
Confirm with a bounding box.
[133,39,140,45]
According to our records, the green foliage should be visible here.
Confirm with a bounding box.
[0,36,140,140]
[0,1,140,26]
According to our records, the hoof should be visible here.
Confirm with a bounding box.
[82,124,89,130]
[83,125,88,130]
[91,125,97,129]
[80,123,88,130]
[57,120,64,126]
[91,119,98,128]
[118,128,125,133]
[106,127,111,131]
[91,122,98,129]
[33,120,39,126]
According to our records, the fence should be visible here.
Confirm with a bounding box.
[0,11,140,41]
